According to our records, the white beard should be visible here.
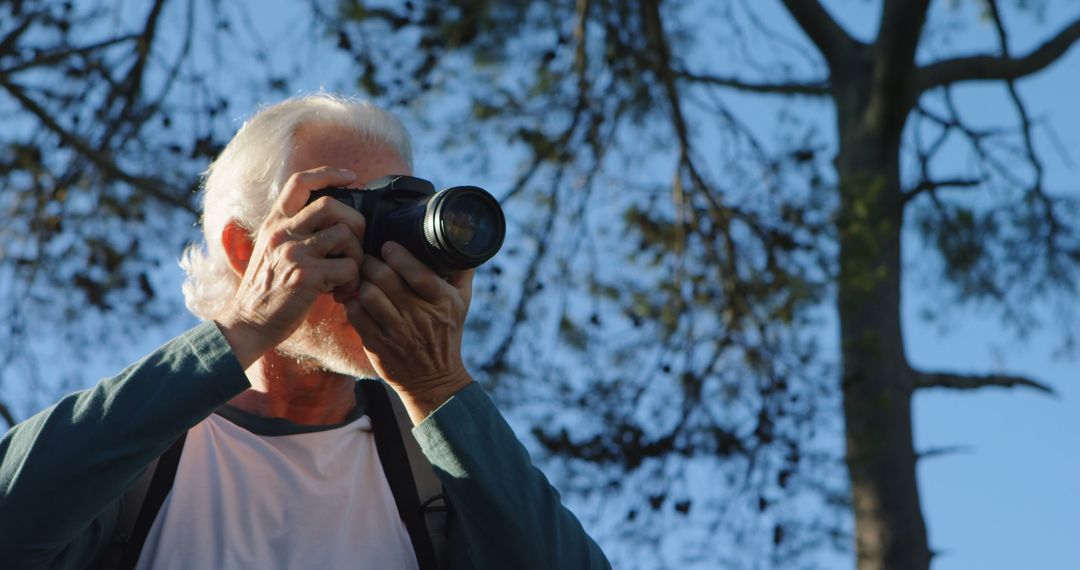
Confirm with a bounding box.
[275,318,378,379]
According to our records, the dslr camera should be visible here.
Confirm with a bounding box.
[308,175,505,276]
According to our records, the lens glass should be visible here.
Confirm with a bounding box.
[442,193,499,256]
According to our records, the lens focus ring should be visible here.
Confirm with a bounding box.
[423,186,505,269]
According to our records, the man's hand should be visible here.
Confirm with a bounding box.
[346,241,475,424]
[216,167,365,369]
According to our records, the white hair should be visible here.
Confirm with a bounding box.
[179,93,413,320]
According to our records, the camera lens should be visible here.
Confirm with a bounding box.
[425,186,505,269]
[441,193,501,256]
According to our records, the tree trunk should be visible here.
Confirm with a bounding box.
[834,76,930,570]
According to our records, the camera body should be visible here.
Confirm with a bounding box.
[308,175,505,276]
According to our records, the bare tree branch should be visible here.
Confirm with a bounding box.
[0,77,196,214]
[0,35,137,77]
[735,0,825,70]
[915,90,1035,192]
[641,0,809,352]
[986,0,1063,254]
[0,10,41,57]
[914,370,1057,396]
[116,0,168,119]
[917,445,973,461]
[987,0,1044,190]
[639,0,733,220]
[903,177,984,204]
[779,0,863,65]
[482,170,562,381]
[673,69,829,96]
[639,0,712,351]
[917,18,1080,93]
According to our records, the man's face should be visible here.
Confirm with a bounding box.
[274,124,410,377]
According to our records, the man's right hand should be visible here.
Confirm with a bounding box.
[215,167,365,369]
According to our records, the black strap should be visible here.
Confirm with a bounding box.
[362,381,439,570]
[117,432,187,570]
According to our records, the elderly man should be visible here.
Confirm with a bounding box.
[0,94,611,569]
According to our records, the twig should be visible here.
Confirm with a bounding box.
[903,177,984,204]
[914,370,1057,396]
[672,69,829,96]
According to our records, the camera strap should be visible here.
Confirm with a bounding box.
[362,379,449,570]
[100,432,187,570]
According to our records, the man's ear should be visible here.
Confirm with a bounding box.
[221,221,254,276]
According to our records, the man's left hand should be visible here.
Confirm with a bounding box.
[345,241,475,423]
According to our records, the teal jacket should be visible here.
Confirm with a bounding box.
[0,322,611,569]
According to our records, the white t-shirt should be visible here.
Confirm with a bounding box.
[135,411,419,570]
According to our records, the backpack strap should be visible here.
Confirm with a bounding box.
[378,380,450,565]
[94,459,158,570]
[94,433,187,570]
[362,380,449,570]
[116,432,187,570]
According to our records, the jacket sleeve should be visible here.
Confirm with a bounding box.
[412,383,611,569]
[0,322,250,569]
